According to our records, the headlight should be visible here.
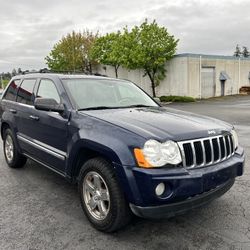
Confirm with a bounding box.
[231,129,239,150]
[134,139,182,167]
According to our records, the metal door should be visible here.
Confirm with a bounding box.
[221,80,225,96]
[201,67,215,98]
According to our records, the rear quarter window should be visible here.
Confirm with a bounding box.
[2,80,20,101]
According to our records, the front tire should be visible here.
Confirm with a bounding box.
[78,157,132,232]
[3,128,27,168]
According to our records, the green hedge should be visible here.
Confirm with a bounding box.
[159,95,195,103]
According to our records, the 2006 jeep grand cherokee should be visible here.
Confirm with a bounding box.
[0,73,244,232]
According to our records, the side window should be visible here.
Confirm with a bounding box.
[17,79,36,105]
[3,80,20,101]
[37,79,60,103]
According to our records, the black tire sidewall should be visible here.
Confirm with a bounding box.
[79,158,129,232]
[3,129,16,165]
[3,128,26,168]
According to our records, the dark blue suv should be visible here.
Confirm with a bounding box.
[0,74,244,232]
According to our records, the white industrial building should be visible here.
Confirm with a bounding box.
[98,53,250,98]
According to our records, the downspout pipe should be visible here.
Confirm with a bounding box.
[238,57,240,94]
[199,55,202,99]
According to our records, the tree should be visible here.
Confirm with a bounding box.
[45,30,98,73]
[234,44,241,57]
[242,46,249,58]
[121,20,179,97]
[12,68,17,76]
[90,32,124,78]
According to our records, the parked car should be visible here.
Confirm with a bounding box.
[0,74,244,232]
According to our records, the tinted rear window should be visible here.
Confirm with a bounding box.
[3,80,20,101]
[17,79,36,105]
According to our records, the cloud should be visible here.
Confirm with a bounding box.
[146,0,250,54]
[0,17,74,71]
[0,0,250,72]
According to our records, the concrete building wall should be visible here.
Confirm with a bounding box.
[97,65,153,94]
[200,57,239,97]
[156,56,188,97]
[187,57,201,97]
[97,54,250,98]
[97,56,189,97]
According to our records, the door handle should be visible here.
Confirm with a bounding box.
[9,109,17,114]
[29,115,39,121]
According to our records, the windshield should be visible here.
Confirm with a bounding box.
[62,78,158,110]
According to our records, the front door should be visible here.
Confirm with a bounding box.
[23,79,68,173]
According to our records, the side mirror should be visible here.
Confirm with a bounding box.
[34,98,65,113]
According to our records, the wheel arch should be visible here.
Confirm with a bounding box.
[67,140,123,183]
[1,122,11,139]
[66,138,140,205]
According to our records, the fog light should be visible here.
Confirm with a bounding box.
[155,182,165,196]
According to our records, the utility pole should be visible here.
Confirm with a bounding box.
[0,74,3,89]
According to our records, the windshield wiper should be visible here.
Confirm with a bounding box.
[78,104,156,111]
[124,104,155,108]
[78,106,120,111]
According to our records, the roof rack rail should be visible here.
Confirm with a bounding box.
[20,68,50,74]
[20,69,107,77]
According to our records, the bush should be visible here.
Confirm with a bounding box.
[159,95,195,103]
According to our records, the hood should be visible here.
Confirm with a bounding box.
[81,107,232,141]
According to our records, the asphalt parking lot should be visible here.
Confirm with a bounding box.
[0,95,250,250]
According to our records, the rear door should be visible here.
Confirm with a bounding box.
[15,78,37,153]
[0,79,21,129]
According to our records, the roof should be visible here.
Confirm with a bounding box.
[175,53,250,61]
[12,73,118,82]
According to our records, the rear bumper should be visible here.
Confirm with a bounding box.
[130,178,235,219]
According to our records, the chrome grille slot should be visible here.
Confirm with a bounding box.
[178,134,235,168]
[212,138,219,161]
[229,136,234,153]
[225,135,231,157]
[182,143,193,167]
[204,139,212,163]
[219,137,226,159]
[194,141,203,165]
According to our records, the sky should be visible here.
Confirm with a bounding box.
[0,0,249,72]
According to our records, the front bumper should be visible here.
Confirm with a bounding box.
[126,146,244,217]
[130,178,234,219]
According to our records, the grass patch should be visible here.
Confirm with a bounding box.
[159,95,195,103]
[1,79,10,89]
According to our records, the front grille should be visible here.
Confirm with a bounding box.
[177,134,235,168]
